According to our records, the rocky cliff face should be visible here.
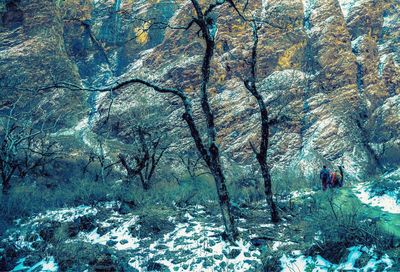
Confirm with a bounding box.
[0,0,85,128]
[1,0,399,182]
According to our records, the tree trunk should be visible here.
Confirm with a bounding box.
[338,165,344,186]
[245,20,280,223]
[139,173,150,190]
[2,176,11,195]
[259,159,280,223]
[1,165,16,195]
[189,1,239,241]
[209,144,239,241]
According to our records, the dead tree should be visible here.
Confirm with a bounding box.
[82,137,119,183]
[48,0,240,241]
[244,20,280,223]
[0,98,61,194]
[177,148,209,180]
[118,126,170,190]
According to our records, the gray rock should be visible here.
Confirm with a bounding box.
[106,240,118,247]
[146,260,170,272]
[39,221,61,242]
[24,255,42,267]
[118,201,136,215]
[224,248,241,259]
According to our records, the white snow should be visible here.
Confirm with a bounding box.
[303,0,334,35]
[20,205,98,227]
[32,257,59,272]
[12,257,58,272]
[7,200,397,272]
[339,246,364,270]
[336,246,393,271]
[272,240,296,251]
[261,0,268,18]
[383,12,399,28]
[281,254,313,272]
[11,258,28,271]
[354,183,400,214]
[337,0,354,18]
[338,0,367,19]
[378,53,390,77]
[261,69,306,91]
[280,245,393,271]
[80,215,140,250]
[291,189,315,199]
[128,217,261,271]
[53,117,88,136]
[351,35,364,52]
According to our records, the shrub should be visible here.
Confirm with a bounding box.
[303,191,396,263]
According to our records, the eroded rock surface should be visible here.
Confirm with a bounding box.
[0,0,399,181]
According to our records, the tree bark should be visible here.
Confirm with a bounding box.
[245,20,280,223]
[191,0,238,240]
[258,156,280,223]
[209,144,239,241]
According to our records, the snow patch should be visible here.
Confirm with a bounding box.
[378,54,390,77]
[261,0,268,18]
[281,254,314,272]
[20,205,98,227]
[12,257,58,272]
[302,0,317,32]
[80,215,140,250]
[281,245,393,271]
[128,219,261,271]
[291,190,315,199]
[338,0,367,19]
[354,183,400,214]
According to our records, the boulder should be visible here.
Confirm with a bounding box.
[92,253,117,272]
[224,248,241,259]
[106,240,118,247]
[38,221,61,242]
[118,201,136,215]
[79,215,97,231]
[132,215,175,239]
[146,260,170,272]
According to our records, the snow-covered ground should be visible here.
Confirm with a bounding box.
[12,257,58,272]
[19,205,98,227]
[337,0,368,19]
[354,183,400,214]
[6,203,262,271]
[281,245,393,272]
[81,215,140,251]
[4,195,397,272]
[79,206,262,271]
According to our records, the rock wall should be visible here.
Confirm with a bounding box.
[0,0,85,128]
[1,0,399,182]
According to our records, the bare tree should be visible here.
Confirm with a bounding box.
[0,98,61,194]
[82,136,119,183]
[118,125,170,190]
[47,0,240,241]
[176,148,209,180]
[243,20,280,223]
